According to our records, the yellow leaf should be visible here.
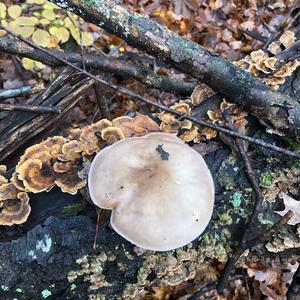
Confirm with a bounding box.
[34,61,46,69]
[32,0,45,4]
[64,17,74,29]
[0,20,7,36]
[15,16,38,26]
[81,32,94,46]
[43,2,59,10]
[42,9,55,20]
[49,26,58,35]
[71,28,94,46]
[0,3,6,19]
[0,30,6,37]
[0,20,6,36]
[32,29,50,47]
[8,5,22,19]
[12,26,35,38]
[8,20,17,29]
[33,12,41,17]
[39,18,50,25]
[21,58,35,70]
[50,26,69,43]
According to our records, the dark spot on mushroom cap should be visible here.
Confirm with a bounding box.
[155,144,169,161]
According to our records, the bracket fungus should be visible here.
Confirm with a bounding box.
[88,133,215,251]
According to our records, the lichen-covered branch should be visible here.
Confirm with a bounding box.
[0,84,43,100]
[50,0,300,141]
[0,36,195,96]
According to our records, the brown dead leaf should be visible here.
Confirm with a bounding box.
[275,192,300,225]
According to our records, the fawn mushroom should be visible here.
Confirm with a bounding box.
[88,133,214,251]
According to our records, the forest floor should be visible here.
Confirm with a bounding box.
[0,0,300,299]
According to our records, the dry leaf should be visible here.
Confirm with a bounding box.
[247,268,278,285]
[275,192,300,225]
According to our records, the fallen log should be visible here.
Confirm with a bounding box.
[50,0,300,141]
[0,67,94,163]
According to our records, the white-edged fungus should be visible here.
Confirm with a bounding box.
[88,133,214,251]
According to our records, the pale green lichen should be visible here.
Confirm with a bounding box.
[231,192,242,207]
[257,213,274,225]
[28,250,37,259]
[1,285,9,291]
[41,289,52,298]
[16,288,23,293]
[36,234,52,253]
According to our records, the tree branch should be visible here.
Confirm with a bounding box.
[0,84,44,100]
[0,36,195,96]
[49,0,300,141]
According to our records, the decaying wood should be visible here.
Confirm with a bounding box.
[0,67,94,163]
[0,103,61,114]
[48,0,300,141]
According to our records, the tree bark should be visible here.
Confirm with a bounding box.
[0,36,195,96]
[0,67,94,164]
[48,0,300,141]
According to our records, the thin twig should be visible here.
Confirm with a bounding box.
[0,103,60,113]
[188,282,217,300]
[0,84,44,100]
[2,25,300,159]
[240,29,267,42]
[77,18,86,71]
[93,211,100,251]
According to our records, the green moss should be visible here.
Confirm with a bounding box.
[260,171,274,188]
[219,213,233,225]
[63,202,86,215]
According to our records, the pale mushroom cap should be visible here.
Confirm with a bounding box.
[88,133,214,251]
